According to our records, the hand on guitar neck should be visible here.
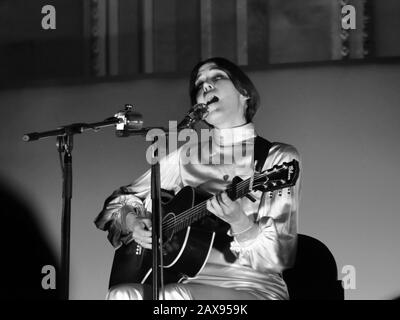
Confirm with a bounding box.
[207,191,256,240]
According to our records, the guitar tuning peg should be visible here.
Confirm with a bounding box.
[269,192,273,199]
[278,190,282,197]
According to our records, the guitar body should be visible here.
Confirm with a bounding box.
[109,186,228,288]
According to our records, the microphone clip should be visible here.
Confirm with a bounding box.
[114,104,132,130]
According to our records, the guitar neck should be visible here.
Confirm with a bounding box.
[164,175,256,233]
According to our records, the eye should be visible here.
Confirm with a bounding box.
[212,74,227,82]
[194,72,228,94]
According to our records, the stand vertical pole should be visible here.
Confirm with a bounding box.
[60,135,73,300]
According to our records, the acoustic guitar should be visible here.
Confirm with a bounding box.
[109,159,299,287]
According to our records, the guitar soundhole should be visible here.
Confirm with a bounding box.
[162,212,182,255]
[163,235,181,255]
[162,212,176,240]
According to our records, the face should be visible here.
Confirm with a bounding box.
[194,62,248,128]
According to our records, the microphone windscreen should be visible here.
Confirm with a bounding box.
[125,111,144,130]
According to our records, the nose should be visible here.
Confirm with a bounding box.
[202,81,214,94]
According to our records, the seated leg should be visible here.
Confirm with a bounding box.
[106,283,145,300]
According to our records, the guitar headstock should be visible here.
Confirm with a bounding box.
[253,159,300,193]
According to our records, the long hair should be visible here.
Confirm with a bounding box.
[189,57,260,122]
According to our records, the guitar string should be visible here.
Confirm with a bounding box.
[161,171,279,232]
[162,164,295,232]
[161,176,253,232]
[161,168,289,232]
[161,162,294,232]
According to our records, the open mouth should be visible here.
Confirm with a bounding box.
[206,96,219,106]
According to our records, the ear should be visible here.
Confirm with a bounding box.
[240,89,250,100]
[240,93,250,105]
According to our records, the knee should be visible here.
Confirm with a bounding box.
[106,283,144,300]
[162,283,193,300]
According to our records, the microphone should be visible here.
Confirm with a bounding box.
[177,102,211,130]
[115,104,144,137]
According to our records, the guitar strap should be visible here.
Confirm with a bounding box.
[254,135,274,172]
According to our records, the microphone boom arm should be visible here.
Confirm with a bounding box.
[22,118,122,142]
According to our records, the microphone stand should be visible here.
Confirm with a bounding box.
[58,133,72,301]
[23,104,202,301]
[121,110,206,300]
[150,136,163,300]
[23,117,124,300]
[118,129,169,300]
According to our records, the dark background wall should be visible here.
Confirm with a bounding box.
[0,62,399,299]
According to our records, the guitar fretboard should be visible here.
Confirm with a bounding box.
[162,174,259,233]
[161,160,298,234]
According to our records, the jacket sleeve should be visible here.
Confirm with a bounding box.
[230,143,301,273]
[94,148,183,248]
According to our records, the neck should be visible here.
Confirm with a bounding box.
[211,122,255,146]
[214,119,247,129]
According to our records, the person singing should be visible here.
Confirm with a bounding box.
[95,57,301,300]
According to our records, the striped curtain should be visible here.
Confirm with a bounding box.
[84,0,374,77]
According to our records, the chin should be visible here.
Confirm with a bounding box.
[204,112,223,128]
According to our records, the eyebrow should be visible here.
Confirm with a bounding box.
[195,66,225,83]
